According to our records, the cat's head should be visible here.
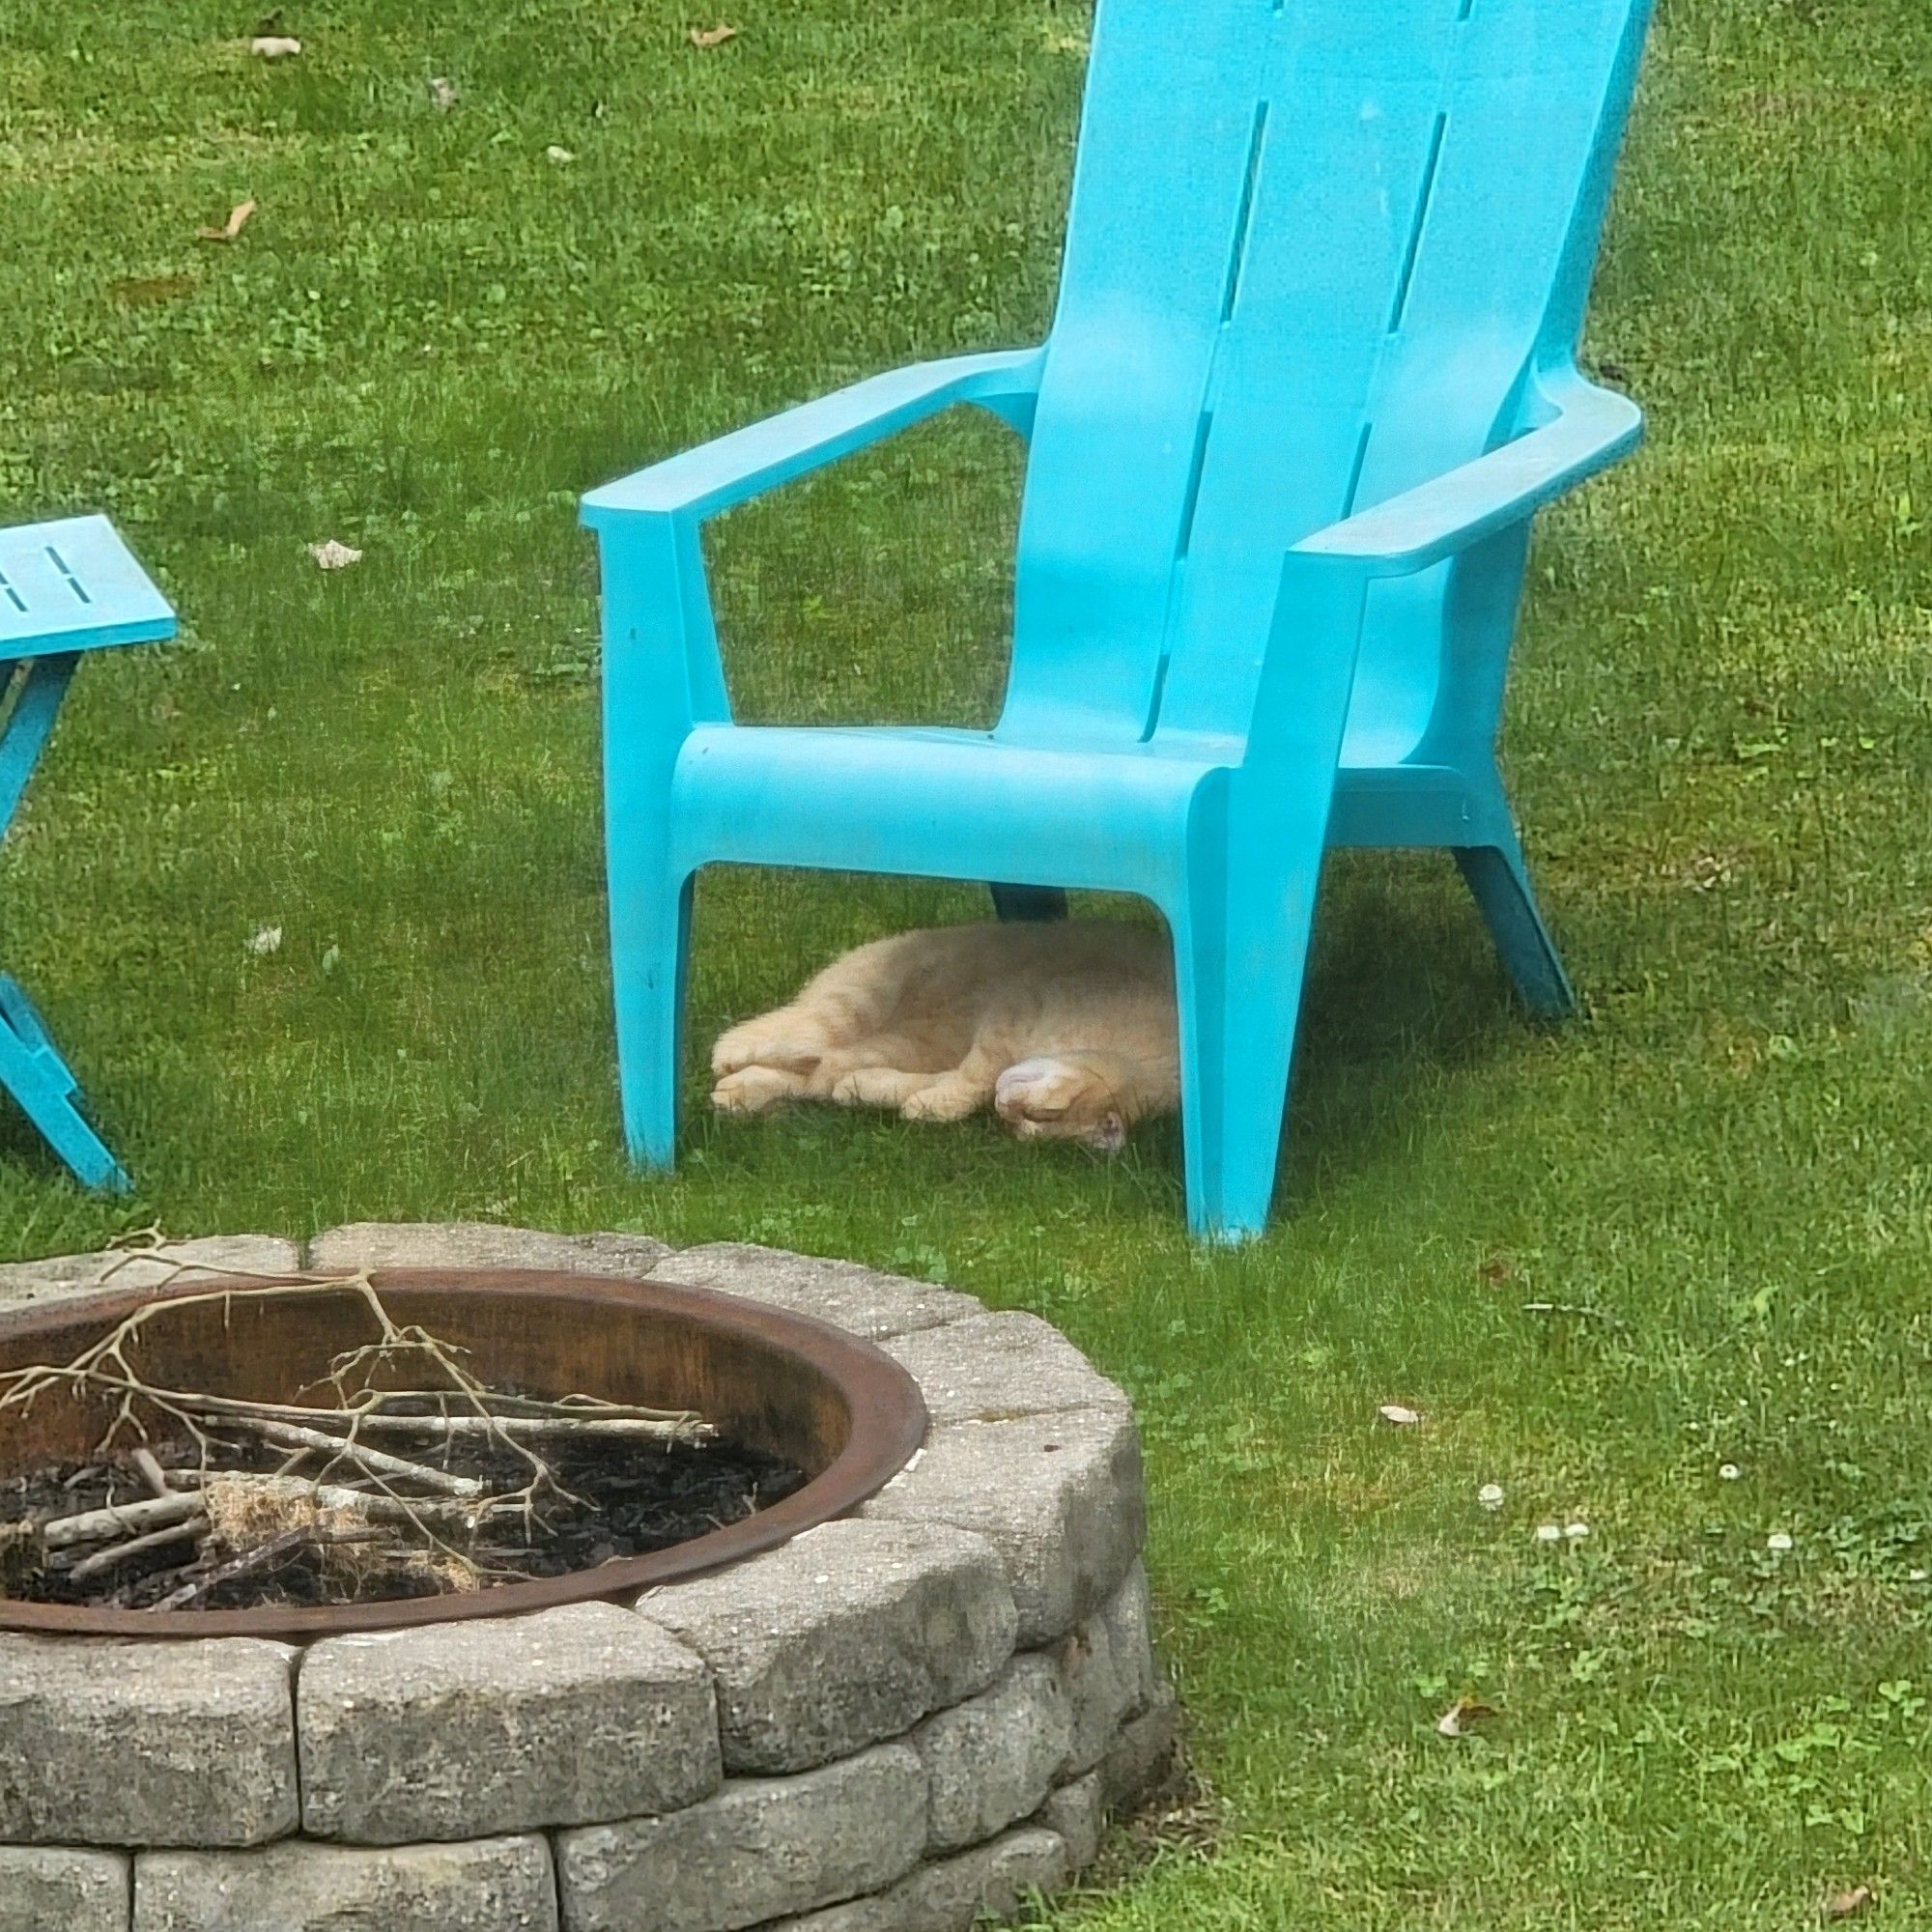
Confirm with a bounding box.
[993,1056,1128,1152]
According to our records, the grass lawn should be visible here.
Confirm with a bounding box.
[4,0,1932,1922]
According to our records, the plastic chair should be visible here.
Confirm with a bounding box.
[0,515,175,1189]
[582,0,1655,1238]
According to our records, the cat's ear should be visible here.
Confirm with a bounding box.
[1084,1112,1127,1153]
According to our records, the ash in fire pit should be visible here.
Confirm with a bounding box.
[4,1436,806,1613]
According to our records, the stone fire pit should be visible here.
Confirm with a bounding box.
[0,1225,1177,1932]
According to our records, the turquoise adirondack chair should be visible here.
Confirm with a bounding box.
[583,0,1654,1239]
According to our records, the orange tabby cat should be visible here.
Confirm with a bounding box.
[710,922,1178,1150]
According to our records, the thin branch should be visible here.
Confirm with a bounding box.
[64,1516,207,1584]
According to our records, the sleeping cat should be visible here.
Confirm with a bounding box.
[710,922,1179,1150]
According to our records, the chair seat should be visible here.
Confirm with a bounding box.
[671,724,1233,897]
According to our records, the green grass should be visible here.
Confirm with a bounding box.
[4,0,1931,1922]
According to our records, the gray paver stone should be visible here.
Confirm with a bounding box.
[0,1634,298,1846]
[883,1313,1130,1425]
[305,1221,668,1278]
[641,1518,1016,1774]
[863,1408,1145,1644]
[648,1244,981,1340]
[556,1742,926,1932]
[298,1602,719,1842]
[1035,1771,1106,1871]
[767,1825,1072,1932]
[0,1236,301,1311]
[912,1655,1072,1855]
[0,1847,129,1932]
[131,1836,557,1932]
[1097,1684,1182,1815]
[1059,1560,1159,1774]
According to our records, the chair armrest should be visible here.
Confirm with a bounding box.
[1289,379,1643,580]
[580,348,1047,528]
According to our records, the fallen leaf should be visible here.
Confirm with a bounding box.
[307,539,363,570]
[545,144,577,164]
[427,75,459,110]
[1435,1696,1497,1739]
[246,924,284,958]
[1378,1404,1423,1428]
[1826,1887,1875,1921]
[108,273,195,306]
[689,21,738,47]
[196,198,256,243]
[249,35,301,57]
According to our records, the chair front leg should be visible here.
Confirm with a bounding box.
[608,848,695,1170]
[0,653,79,835]
[1169,555,1366,1238]
[596,517,721,1171]
[1167,784,1332,1242]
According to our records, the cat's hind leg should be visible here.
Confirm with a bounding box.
[710,1006,837,1078]
[714,934,927,1078]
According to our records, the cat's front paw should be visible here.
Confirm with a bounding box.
[711,1065,807,1114]
[900,1079,988,1123]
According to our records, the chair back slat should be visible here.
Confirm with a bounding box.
[1003,0,1652,748]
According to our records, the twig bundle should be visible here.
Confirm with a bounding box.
[0,1245,717,1611]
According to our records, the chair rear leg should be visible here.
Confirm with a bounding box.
[610,860,694,1170]
[1454,829,1576,1020]
[1169,845,1324,1243]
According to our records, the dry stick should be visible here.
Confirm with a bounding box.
[344,1412,700,1443]
[174,1469,507,1527]
[154,1524,385,1613]
[235,1418,485,1498]
[130,1447,173,1498]
[41,1492,204,1550]
[65,1515,207,1585]
[156,1390,705,1441]
[254,1407,695,1443]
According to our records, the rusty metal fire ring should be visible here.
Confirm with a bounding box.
[0,1268,927,1640]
